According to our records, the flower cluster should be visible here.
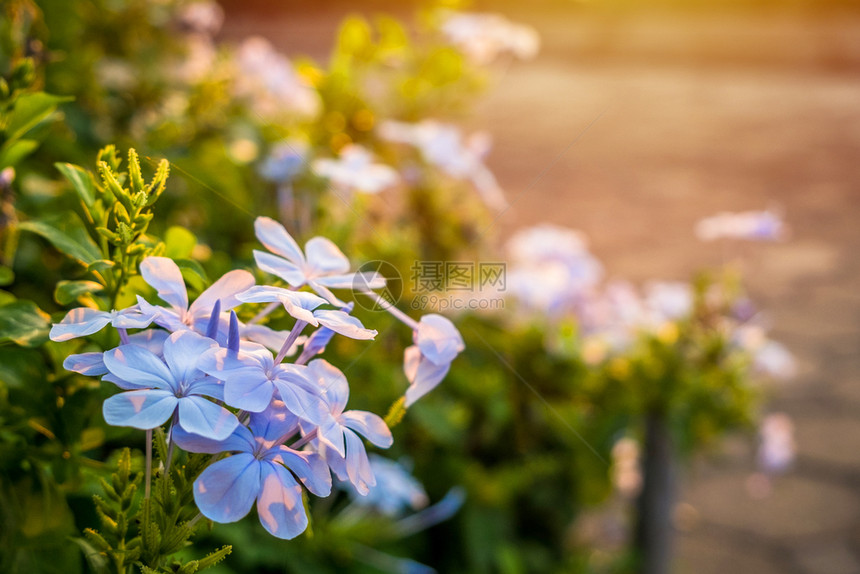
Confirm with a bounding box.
[440,11,540,65]
[51,217,464,539]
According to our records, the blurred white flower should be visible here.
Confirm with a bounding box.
[505,225,603,314]
[380,119,507,210]
[349,455,429,517]
[441,12,539,65]
[234,36,321,119]
[611,437,642,498]
[695,209,787,242]
[178,1,224,36]
[312,144,399,194]
[757,413,795,473]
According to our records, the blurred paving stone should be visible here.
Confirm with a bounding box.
[674,535,785,574]
[683,472,860,539]
[794,415,860,468]
[794,540,860,574]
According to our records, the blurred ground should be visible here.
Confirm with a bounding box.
[222,4,860,572]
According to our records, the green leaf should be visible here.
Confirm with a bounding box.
[0,138,39,169]
[20,214,102,265]
[163,226,196,260]
[56,162,98,209]
[55,280,104,305]
[0,300,50,347]
[175,259,208,293]
[5,92,73,142]
[0,266,13,286]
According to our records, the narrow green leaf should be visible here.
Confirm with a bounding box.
[0,300,50,347]
[54,280,104,305]
[0,138,39,169]
[56,162,98,209]
[19,214,102,265]
[5,92,73,142]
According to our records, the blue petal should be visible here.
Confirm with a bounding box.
[343,428,375,496]
[140,257,188,311]
[50,308,111,342]
[103,390,177,430]
[189,269,255,319]
[306,359,349,414]
[268,446,332,497]
[103,345,174,391]
[249,401,301,442]
[316,414,346,458]
[194,453,260,523]
[272,378,326,425]
[174,423,255,454]
[403,346,450,407]
[303,237,350,275]
[340,411,393,448]
[163,331,216,384]
[254,217,305,265]
[177,396,240,440]
[313,310,376,340]
[188,375,226,401]
[414,314,464,365]
[256,461,308,540]
[253,251,306,286]
[224,370,275,412]
[63,352,107,376]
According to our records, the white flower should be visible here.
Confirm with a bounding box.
[312,145,399,195]
[441,12,539,65]
[234,37,321,119]
[695,209,787,242]
[379,119,506,209]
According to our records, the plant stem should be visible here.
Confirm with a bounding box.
[274,320,308,364]
[362,290,419,330]
[288,428,317,450]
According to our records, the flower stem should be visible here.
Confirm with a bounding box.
[362,290,419,330]
[289,428,318,450]
[164,413,178,473]
[118,328,130,345]
[274,320,308,364]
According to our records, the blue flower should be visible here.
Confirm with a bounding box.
[174,401,331,539]
[101,330,239,439]
[50,306,156,342]
[259,141,306,183]
[253,216,384,306]
[137,257,255,333]
[199,342,327,421]
[305,359,393,495]
[237,285,377,340]
[401,314,464,406]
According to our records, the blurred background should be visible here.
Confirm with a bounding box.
[3,0,860,572]
[214,1,860,572]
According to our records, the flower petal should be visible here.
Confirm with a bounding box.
[174,424,255,454]
[256,461,308,539]
[177,395,239,440]
[303,237,350,275]
[272,377,326,424]
[343,428,375,496]
[162,331,217,384]
[404,347,451,408]
[189,269,256,318]
[224,371,276,413]
[140,257,188,311]
[194,453,260,523]
[269,446,331,497]
[249,401,301,442]
[254,216,305,265]
[305,359,349,414]
[313,310,376,340]
[415,314,464,365]
[103,345,174,391]
[254,251,306,286]
[63,352,107,376]
[340,411,393,449]
[50,308,111,342]
[103,389,177,430]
